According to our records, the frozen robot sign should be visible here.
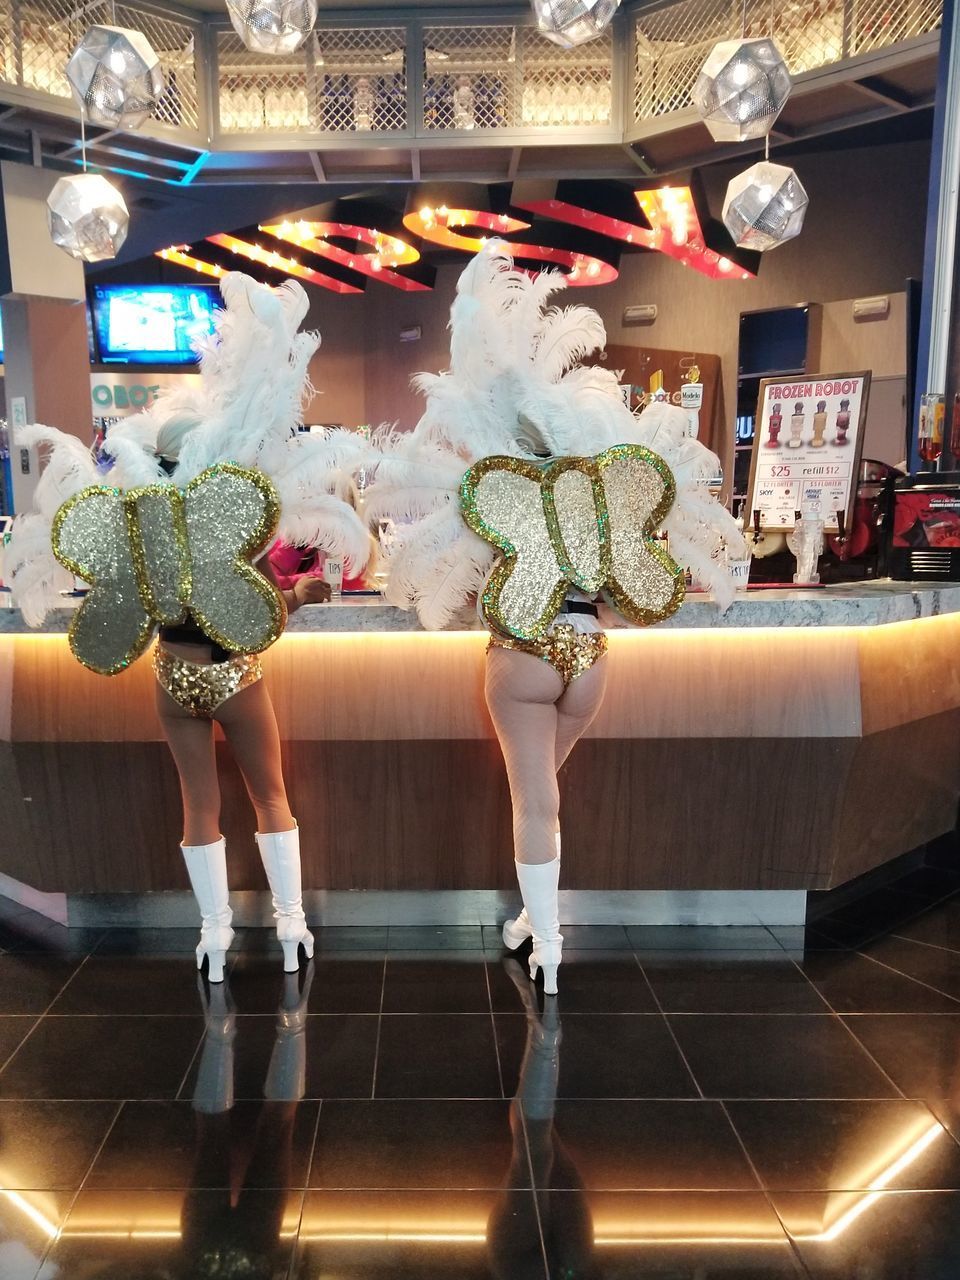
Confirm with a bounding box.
[744,372,872,534]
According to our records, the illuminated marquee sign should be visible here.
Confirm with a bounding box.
[512,186,755,281]
[155,180,759,293]
[260,220,433,292]
[205,234,364,294]
[402,206,618,285]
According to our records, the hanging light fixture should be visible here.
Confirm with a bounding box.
[692,38,791,142]
[225,0,318,56]
[532,0,621,50]
[722,161,808,251]
[46,173,129,263]
[65,25,165,131]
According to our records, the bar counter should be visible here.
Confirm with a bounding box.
[3,581,960,925]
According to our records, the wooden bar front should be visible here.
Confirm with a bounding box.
[3,609,960,898]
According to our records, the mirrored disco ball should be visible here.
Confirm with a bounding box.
[722,161,808,251]
[225,0,318,55]
[692,38,791,142]
[532,0,621,50]
[66,25,165,131]
[47,173,129,263]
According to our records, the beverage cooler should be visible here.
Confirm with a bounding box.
[889,472,960,580]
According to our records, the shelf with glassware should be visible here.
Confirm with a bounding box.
[217,36,407,134]
[217,67,407,133]
[422,68,614,131]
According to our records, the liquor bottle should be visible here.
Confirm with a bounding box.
[788,402,805,449]
[919,392,944,464]
[949,392,960,458]
[834,398,851,446]
[810,400,827,448]
[765,402,783,448]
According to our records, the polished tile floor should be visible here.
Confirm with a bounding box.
[2,867,960,1277]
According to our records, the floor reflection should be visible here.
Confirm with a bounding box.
[2,862,960,1277]
[33,968,310,1279]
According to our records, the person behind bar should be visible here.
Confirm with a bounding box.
[363,243,743,993]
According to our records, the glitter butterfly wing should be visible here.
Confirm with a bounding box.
[52,487,158,676]
[51,463,284,676]
[462,457,570,641]
[184,465,285,657]
[594,445,684,627]
[461,444,684,640]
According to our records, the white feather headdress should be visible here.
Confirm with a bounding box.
[365,242,745,626]
[7,271,368,624]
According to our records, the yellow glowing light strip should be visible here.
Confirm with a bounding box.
[206,234,364,295]
[263,219,420,267]
[155,246,225,279]
[795,1121,945,1243]
[0,1188,60,1240]
[403,206,529,252]
[3,1124,947,1249]
[63,1229,183,1240]
[301,1230,488,1243]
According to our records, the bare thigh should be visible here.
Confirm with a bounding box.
[155,676,220,846]
[214,677,294,834]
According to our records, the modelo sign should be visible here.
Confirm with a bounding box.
[90,371,201,418]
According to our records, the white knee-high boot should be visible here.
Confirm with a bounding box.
[255,824,315,972]
[502,832,561,950]
[181,837,234,984]
[514,857,563,995]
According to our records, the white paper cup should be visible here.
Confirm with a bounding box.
[727,555,752,591]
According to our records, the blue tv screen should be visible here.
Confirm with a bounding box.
[93,284,220,365]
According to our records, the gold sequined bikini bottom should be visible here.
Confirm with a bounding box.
[153,647,263,718]
[488,623,609,687]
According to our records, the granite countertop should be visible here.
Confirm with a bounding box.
[3,581,960,633]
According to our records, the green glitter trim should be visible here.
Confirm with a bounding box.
[184,463,286,657]
[51,463,286,677]
[460,443,686,637]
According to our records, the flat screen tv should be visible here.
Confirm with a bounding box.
[92,283,220,365]
[738,305,811,378]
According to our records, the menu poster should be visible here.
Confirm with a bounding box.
[744,371,871,533]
